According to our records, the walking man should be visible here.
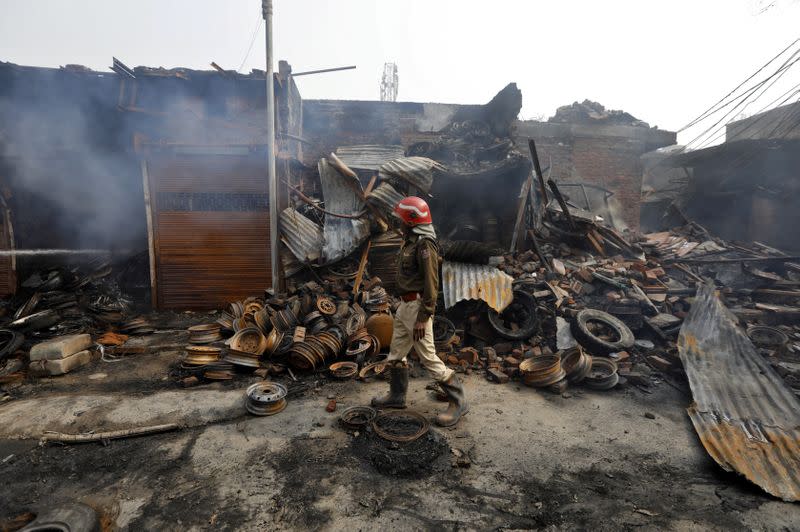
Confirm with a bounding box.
[372,196,469,427]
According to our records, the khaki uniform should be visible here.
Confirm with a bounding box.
[386,233,454,382]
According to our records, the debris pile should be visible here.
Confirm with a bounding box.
[549,99,649,128]
[0,259,144,382]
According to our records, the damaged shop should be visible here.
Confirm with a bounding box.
[2,53,800,532]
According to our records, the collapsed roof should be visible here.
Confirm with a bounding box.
[549,99,649,128]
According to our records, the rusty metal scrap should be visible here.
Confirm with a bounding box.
[583,357,619,390]
[318,158,370,263]
[372,409,430,443]
[187,323,222,344]
[280,208,323,263]
[519,355,565,387]
[366,182,404,219]
[335,145,405,171]
[245,382,288,416]
[378,157,445,195]
[441,261,513,313]
[328,361,358,379]
[678,281,800,501]
[340,405,377,430]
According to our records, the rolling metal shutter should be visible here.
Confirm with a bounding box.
[143,152,271,309]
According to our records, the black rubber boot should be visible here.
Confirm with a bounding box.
[435,375,469,427]
[371,363,408,409]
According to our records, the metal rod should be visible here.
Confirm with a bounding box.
[527,230,553,273]
[292,65,356,77]
[263,0,279,292]
[285,182,367,219]
[527,139,550,222]
[0,249,119,256]
[547,179,577,230]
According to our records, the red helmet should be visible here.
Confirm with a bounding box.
[394,196,432,226]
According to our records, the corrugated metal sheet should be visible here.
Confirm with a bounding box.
[279,208,323,263]
[368,231,402,293]
[335,145,405,171]
[379,157,445,194]
[146,155,272,310]
[678,281,800,501]
[441,261,513,313]
[366,182,404,218]
[318,158,369,263]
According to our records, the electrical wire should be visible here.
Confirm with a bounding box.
[692,92,800,188]
[678,37,800,133]
[694,73,800,150]
[238,16,263,73]
[684,53,800,149]
[704,81,800,146]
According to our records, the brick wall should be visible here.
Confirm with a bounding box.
[513,121,676,230]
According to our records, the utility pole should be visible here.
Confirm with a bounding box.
[262,0,279,291]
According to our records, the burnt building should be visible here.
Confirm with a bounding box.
[512,101,677,231]
[0,62,676,308]
[656,101,800,251]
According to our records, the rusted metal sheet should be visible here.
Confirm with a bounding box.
[335,145,405,171]
[378,157,445,194]
[144,154,271,310]
[279,208,323,263]
[678,281,800,501]
[318,158,369,263]
[441,261,513,313]
[366,182,404,218]
[368,231,402,293]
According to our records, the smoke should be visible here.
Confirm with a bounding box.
[0,66,146,258]
[0,65,275,277]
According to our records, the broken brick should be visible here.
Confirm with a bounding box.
[493,343,513,355]
[647,355,673,372]
[458,347,479,365]
[487,368,510,384]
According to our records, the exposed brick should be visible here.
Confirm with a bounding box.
[487,368,510,384]
[458,347,479,365]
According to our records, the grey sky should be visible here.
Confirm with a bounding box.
[1,0,799,145]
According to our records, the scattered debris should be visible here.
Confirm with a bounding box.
[678,281,800,502]
[339,406,377,431]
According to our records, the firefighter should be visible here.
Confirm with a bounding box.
[372,196,469,426]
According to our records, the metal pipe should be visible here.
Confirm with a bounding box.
[0,249,120,257]
[292,65,356,77]
[263,0,279,291]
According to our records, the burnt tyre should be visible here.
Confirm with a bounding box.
[571,309,634,354]
[487,290,538,340]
